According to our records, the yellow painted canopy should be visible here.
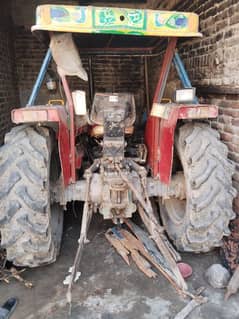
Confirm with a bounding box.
[32,5,202,38]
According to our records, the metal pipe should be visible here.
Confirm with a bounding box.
[144,56,150,114]
[173,52,199,104]
[88,56,94,104]
[27,48,52,106]
[173,52,192,88]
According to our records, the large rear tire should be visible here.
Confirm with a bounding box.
[0,125,63,267]
[160,122,236,253]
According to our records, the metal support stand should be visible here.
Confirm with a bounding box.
[66,170,93,312]
[66,160,100,312]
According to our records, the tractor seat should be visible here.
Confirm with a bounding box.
[90,93,136,137]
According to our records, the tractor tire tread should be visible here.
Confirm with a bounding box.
[0,125,58,267]
[162,122,236,252]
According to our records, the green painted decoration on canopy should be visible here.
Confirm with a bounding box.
[32,5,202,38]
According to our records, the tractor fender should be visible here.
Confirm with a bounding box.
[11,106,71,186]
[145,103,218,184]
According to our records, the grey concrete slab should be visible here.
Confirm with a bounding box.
[0,212,239,319]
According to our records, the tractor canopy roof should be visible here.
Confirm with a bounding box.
[32,5,202,38]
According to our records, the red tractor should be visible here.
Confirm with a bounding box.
[0,5,236,272]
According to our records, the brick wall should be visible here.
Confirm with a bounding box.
[71,55,145,119]
[15,27,48,105]
[0,2,19,144]
[174,0,239,87]
[11,0,79,27]
[148,0,239,92]
[92,55,145,114]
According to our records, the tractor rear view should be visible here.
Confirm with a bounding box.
[0,5,236,283]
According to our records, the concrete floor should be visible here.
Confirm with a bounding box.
[1,210,239,319]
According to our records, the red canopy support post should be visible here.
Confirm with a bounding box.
[61,76,76,183]
[145,38,177,180]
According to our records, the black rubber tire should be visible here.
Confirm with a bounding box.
[160,122,237,253]
[0,125,63,267]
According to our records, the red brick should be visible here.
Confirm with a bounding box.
[220,132,233,143]
[232,118,239,126]
[227,143,239,153]
[229,151,239,163]
[233,172,239,183]
[224,125,239,135]
[218,114,232,124]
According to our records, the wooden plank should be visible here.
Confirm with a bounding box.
[105,231,130,265]
[131,250,157,278]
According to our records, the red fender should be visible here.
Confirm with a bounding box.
[145,104,218,184]
[11,106,72,186]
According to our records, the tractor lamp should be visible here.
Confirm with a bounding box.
[72,90,87,115]
[46,71,57,91]
[175,88,196,104]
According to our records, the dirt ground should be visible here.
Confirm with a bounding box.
[1,210,239,319]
